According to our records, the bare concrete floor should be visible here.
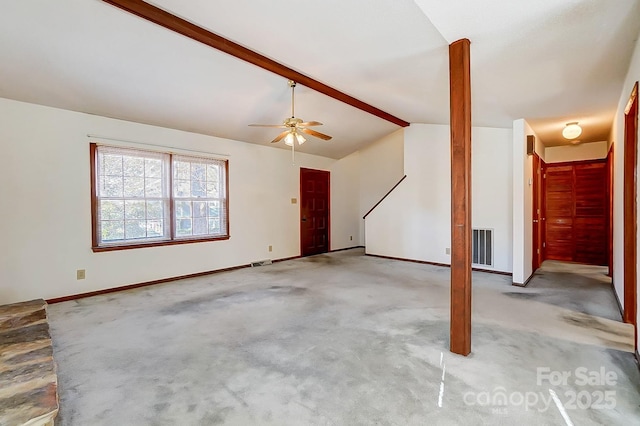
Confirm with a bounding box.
[48,249,640,425]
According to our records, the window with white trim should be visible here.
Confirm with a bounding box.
[91,144,229,250]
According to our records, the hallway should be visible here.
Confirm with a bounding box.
[524,261,621,321]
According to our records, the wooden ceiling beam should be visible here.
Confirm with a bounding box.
[101,0,410,128]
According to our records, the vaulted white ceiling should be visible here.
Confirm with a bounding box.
[0,0,638,157]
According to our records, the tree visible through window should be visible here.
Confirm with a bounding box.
[91,144,229,250]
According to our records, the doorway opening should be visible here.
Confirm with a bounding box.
[300,168,330,256]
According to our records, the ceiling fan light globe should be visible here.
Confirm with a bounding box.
[562,122,582,140]
[284,133,295,146]
[296,134,306,145]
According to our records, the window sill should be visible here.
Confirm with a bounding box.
[92,235,230,252]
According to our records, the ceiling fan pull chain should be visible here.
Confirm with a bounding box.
[291,137,296,165]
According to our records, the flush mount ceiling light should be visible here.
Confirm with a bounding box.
[562,122,582,140]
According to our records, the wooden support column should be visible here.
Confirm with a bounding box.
[449,38,472,356]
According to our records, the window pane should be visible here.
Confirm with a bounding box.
[146,200,163,219]
[125,220,146,239]
[207,164,220,198]
[145,178,162,197]
[175,180,190,197]
[208,218,220,234]
[145,158,162,178]
[123,156,145,177]
[102,155,123,176]
[208,201,220,217]
[176,218,192,236]
[191,164,206,181]
[124,200,146,220]
[100,200,124,220]
[102,176,123,197]
[174,161,190,180]
[193,201,206,218]
[175,201,191,218]
[102,220,124,241]
[123,177,145,197]
[206,181,219,198]
[206,164,219,181]
[193,218,208,235]
[192,180,206,197]
[147,220,164,237]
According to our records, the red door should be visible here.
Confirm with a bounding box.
[544,160,608,265]
[300,168,330,256]
[574,162,608,265]
[545,165,574,261]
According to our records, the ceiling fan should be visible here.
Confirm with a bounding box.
[249,80,332,146]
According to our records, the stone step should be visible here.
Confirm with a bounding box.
[0,299,58,426]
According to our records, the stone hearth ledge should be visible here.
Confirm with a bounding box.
[0,299,58,426]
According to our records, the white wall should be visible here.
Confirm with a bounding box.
[534,133,546,162]
[545,141,608,163]
[358,129,405,245]
[474,127,514,272]
[611,33,640,338]
[0,98,359,304]
[512,120,535,283]
[365,123,513,273]
[330,150,361,248]
[512,120,549,283]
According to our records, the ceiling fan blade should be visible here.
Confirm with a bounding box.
[249,124,287,128]
[298,121,323,127]
[271,131,289,143]
[300,128,332,141]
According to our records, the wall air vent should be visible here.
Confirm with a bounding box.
[472,228,493,267]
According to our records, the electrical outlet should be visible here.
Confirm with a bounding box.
[76,269,86,280]
[268,245,273,252]
[350,236,353,241]
[445,248,451,255]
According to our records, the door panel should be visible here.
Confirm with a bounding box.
[544,160,608,265]
[575,217,607,265]
[300,168,330,256]
[545,220,573,261]
[545,166,574,261]
[575,163,607,216]
[575,162,607,265]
